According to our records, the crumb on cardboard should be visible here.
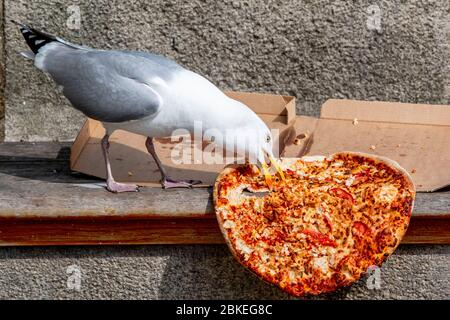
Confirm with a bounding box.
[352,118,358,125]
[294,132,309,145]
[370,145,376,150]
[396,144,401,148]
[411,169,416,174]
[128,171,134,176]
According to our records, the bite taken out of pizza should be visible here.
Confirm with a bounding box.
[213,152,415,297]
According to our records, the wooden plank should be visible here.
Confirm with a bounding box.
[0,142,449,245]
[0,217,223,246]
[0,142,72,160]
[0,166,214,219]
[0,216,447,246]
[405,217,450,244]
[1,161,450,219]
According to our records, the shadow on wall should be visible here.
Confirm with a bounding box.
[0,118,4,142]
[156,245,292,299]
[156,245,362,299]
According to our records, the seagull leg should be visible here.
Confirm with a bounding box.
[145,137,202,188]
[101,134,139,193]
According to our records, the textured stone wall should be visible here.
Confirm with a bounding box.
[0,245,448,299]
[3,0,450,141]
[0,0,5,141]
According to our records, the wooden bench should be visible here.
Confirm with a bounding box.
[0,142,449,245]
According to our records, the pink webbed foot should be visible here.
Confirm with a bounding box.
[106,181,139,193]
[162,177,202,189]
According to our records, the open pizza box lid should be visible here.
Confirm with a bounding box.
[283,99,450,192]
[70,91,297,187]
[71,94,450,192]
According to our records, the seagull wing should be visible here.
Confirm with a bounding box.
[34,43,175,123]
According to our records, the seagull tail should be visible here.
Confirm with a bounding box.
[11,20,57,55]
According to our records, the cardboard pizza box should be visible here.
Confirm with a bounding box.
[70,91,297,187]
[71,94,450,192]
[283,99,450,192]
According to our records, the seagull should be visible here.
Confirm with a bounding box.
[13,21,284,192]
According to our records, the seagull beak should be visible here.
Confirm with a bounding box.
[260,149,285,188]
[269,155,285,181]
[261,161,273,188]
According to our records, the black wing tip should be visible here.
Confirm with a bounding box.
[11,20,31,34]
[12,21,56,54]
[11,19,28,29]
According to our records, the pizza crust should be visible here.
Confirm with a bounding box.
[213,165,242,261]
[329,152,415,260]
[334,151,415,198]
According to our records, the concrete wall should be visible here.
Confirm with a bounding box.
[0,245,448,299]
[3,0,450,141]
[0,0,4,141]
[0,1,449,299]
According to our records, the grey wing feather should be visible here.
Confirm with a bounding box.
[37,44,169,123]
[120,50,182,70]
[54,36,92,51]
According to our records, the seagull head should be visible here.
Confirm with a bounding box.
[224,100,285,185]
[246,119,285,186]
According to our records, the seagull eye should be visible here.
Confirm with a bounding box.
[266,135,271,143]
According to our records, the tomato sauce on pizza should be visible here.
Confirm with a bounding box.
[214,152,415,296]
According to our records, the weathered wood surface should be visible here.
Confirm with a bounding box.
[0,142,449,245]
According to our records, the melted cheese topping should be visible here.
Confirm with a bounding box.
[215,153,415,297]
[377,184,398,204]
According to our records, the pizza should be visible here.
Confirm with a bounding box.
[213,152,415,296]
